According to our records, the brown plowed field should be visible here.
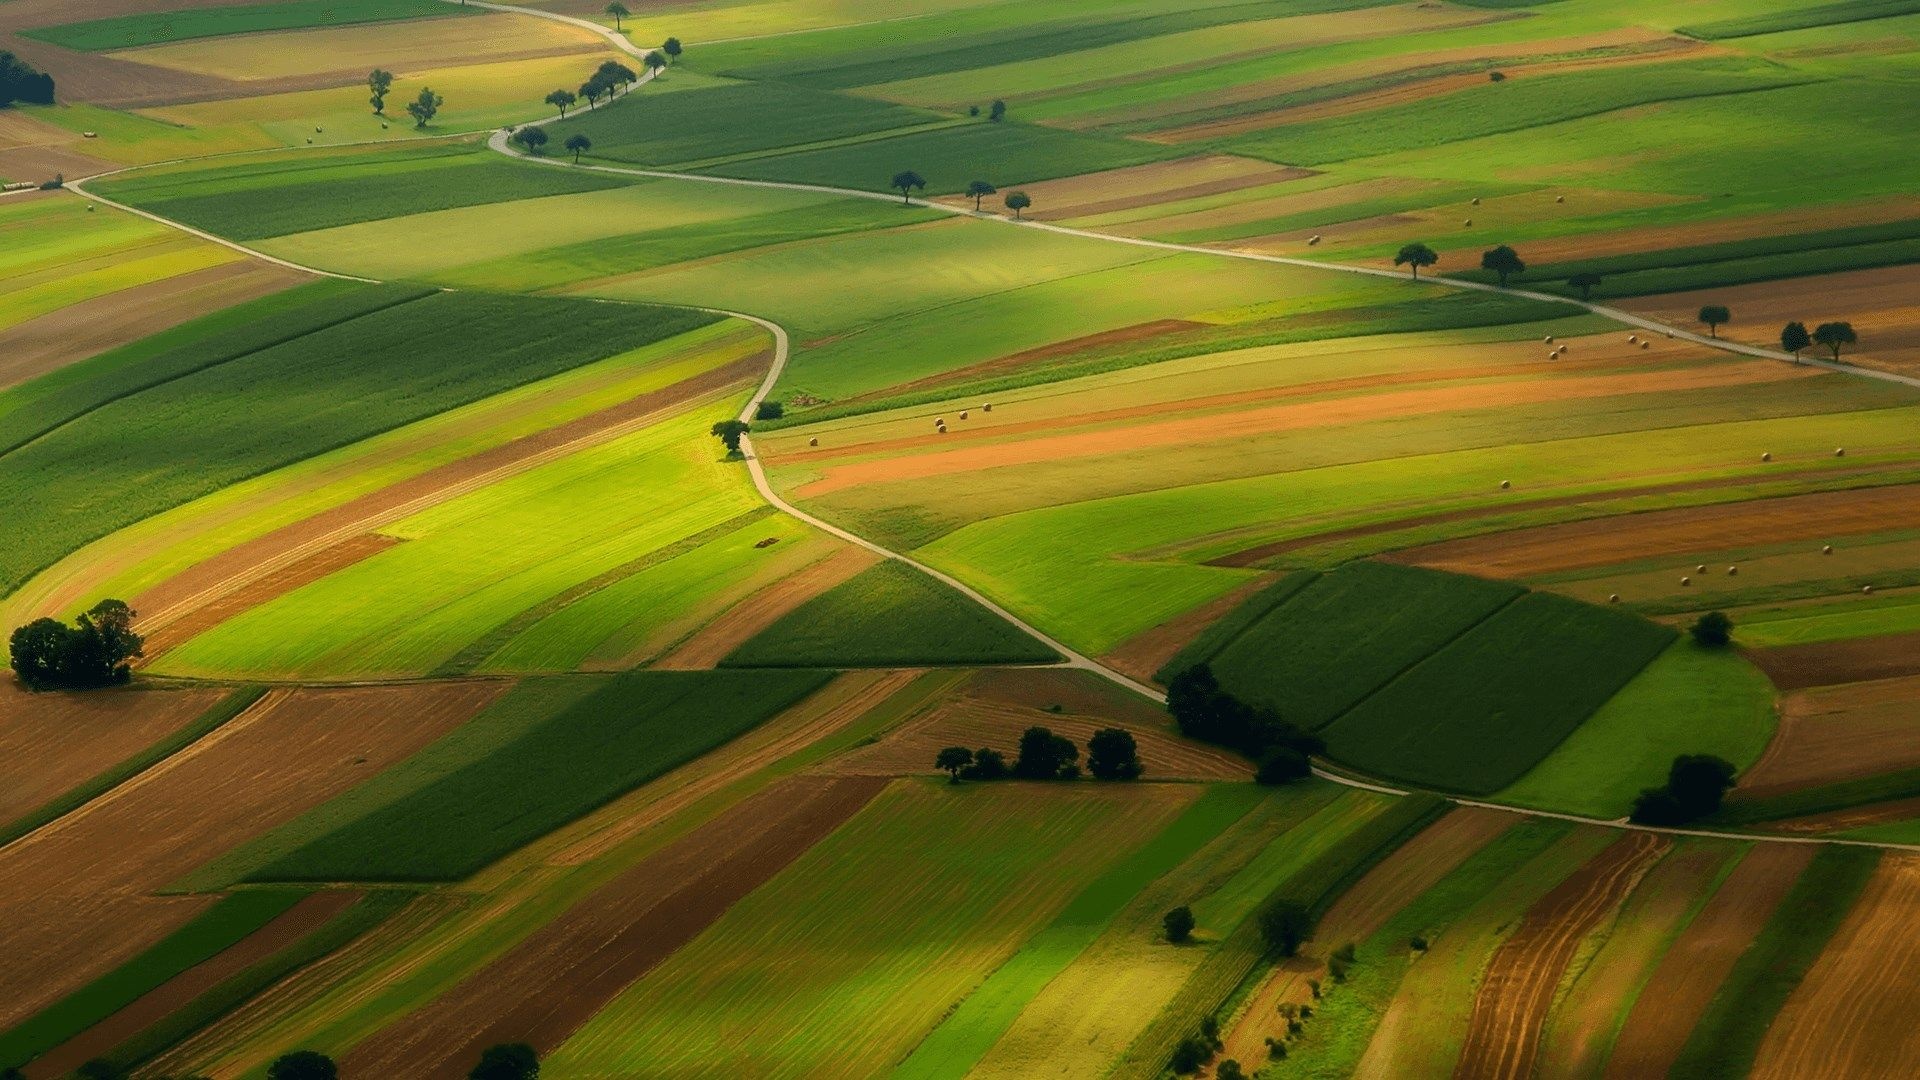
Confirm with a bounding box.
[0,260,303,391]
[0,681,500,1029]
[795,359,1805,498]
[1603,843,1813,1079]
[142,534,402,658]
[339,774,887,1078]
[22,890,362,1079]
[1100,575,1273,684]
[654,543,878,669]
[1397,482,1920,580]
[1752,854,1920,1078]
[819,698,1248,780]
[1623,264,1920,378]
[0,683,220,827]
[1737,676,1920,797]
[1454,831,1667,1080]
[126,352,765,632]
[1760,795,1920,835]
[963,666,1178,727]
[1746,631,1920,691]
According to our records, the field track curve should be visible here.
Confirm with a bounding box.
[51,18,1920,852]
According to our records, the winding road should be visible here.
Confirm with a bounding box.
[59,4,1920,850]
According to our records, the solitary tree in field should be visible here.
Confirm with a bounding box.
[1814,320,1857,361]
[565,133,592,162]
[1780,320,1811,359]
[604,2,628,31]
[267,1051,337,1080]
[545,88,576,117]
[935,746,973,782]
[1568,271,1602,301]
[989,98,1007,122]
[645,50,668,76]
[1690,610,1733,648]
[367,68,393,114]
[406,86,443,128]
[663,37,683,64]
[1086,727,1143,780]
[710,419,750,455]
[1394,242,1438,280]
[1480,244,1525,287]
[469,1042,539,1080]
[965,179,996,211]
[1697,304,1730,338]
[1163,905,1195,944]
[1004,190,1031,219]
[1259,900,1312,957]
[513,126,549,154]
[891,169,926,204]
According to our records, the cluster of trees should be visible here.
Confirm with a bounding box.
[365,70,442,127]
[1165,665,1323,784]
[1781,318,1856,361]
[935,725,1142,782]
[1630,753,1737,826]
[0,52,54,107]
[11,600,143,691]
[512,125,592,162]
[577,59,639,112]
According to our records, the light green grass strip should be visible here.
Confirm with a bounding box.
[895,784,1267,1078]
[0,686,266,850]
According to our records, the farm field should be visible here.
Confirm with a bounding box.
[6,0,1920,1074]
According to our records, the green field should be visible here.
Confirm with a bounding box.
[1322,592,1676,793]
[23,0,466,50]
[1679,0,1920,38]
[247,670,831,882]
[1205,562,1521,729]
[722,560,1058,668]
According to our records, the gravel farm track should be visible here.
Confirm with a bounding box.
[53,0,1920,855]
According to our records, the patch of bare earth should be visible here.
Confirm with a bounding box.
[1603,844,1812,1079]
[338,775,888,1077]
[0,681,502,1029]
[1100,575,1274,685]
[21,890,362,1079]
[1738,675,1920,797]
[1747,631,1920,692]
[0,682,221,825]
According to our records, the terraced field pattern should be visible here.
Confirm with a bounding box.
[5,0,1920,1076]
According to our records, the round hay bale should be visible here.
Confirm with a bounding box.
[1640,341,1650,350]
[1308,235,1322,246]
[1865,584,1876,594]
[1727,566,1738,576]
[1680,576,1691,586]
[1555,195,1565,203]
[1544,335,1555,344]
[1761,451,1772,462]
[1696,564,1707,573]
[1628,334,1639,343]
[1500,480,1511,490]
[959,410,969,419]
[1548,352,1558,361]
[982,403,993,412]
[1823,544,1834,555]
[934,417,944,426]
[1608,593,1620,603]
[1836,447,1846,457]
[1463,218,1472,226]
[808,437,819,447]
[1471,197,1481,206]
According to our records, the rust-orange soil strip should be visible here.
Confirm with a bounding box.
[141,534,402,659]
[23,891,363,1079]
[1454,831,1667,1080]
[0,681,502,1030]
[339,775,888,1077]
[1603,843,1813,1079]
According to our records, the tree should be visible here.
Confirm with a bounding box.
[514,126,549,154]
[604,1,628,30]
[267,1051,337,1080]
[1217,1062,1247,1080]
[645,50,668,76]
[966,179,997,211]
[1690,610,1733,648]
[1169,1037,1212,1074]
[1814,320,1857,361]
[1568,271,1602,301]
[891,170,926,205]
[1394,242,1438,280]
[935,746,973,782]
[579,78,607,109]
[1014,725,1080,780]
[368,68,394,115]
[1697,304,1730,338]
[565,133,592,163]
[597,60,638,89]
[0,52,55,108]
[663,37,683,64]
[1255,746,1311,785]
[960,746,1008,780]
[1480,244,1525,287]
[1780,320,1811,359]
[11,600,144,691]
[1259,900,1312,957]
[1086,727,1143,780]
[989,99,1007,122]
[1003,190,1031,219]
[754,400,784,421]
[709,419,750,455]
[470,1042,539,1080]
[1163,905,1195,943]
[544,88,576,118]
[1630,754,1737,825]
[77,1063,124,1080]
[406,86,443,128]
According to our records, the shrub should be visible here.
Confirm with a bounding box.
[1690,610,1733,647]
[1217,1061,1247,1080]
[267,1051,336,1080]
[1256,746,1312,785]
[1163,904,1195,943]
[1260,899,1313,957]
[754,400,785,421]
[1169,1035,1212,1074]
[1086,727,1143,780]
[469,1043,539,1080]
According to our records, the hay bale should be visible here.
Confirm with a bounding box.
[1555,195,1565,203]
[959,410,969,420]
[1761,452,1772,462]
[1308,235,1322,246]
[1865,584,1876,594]
[1835,447,1846,457]
[1640,341,1650,350]
[1681,576,1691,586]
[1628,334,1638,343]
[808,437,819,447]
[1823,544,1834,555]
[1608,593,1621,603]
[1544,335,1555,344]
[1500,480,1511,490]
[934,417,944,426]
[1463,218,1472,226]
[982,403,993,412]
[1727,566,1738,576]
[1471,197,1481,206]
